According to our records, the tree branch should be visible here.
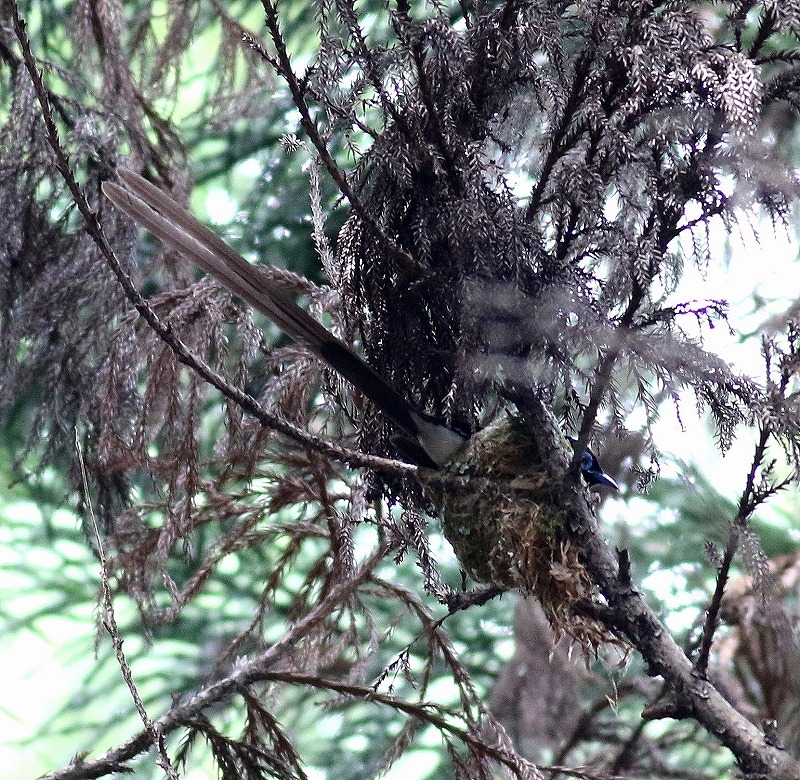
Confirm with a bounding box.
[10,2,414,479]
[694,424,772,678]
[38,545,391,780]
[259,0,420,271]
[564,480,800,778]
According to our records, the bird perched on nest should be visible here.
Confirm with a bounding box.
[103,170,619,628]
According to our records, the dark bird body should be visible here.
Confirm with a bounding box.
[103,170,618,487]
[103,170,618,600]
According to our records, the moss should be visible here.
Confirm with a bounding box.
[419,414,614,651]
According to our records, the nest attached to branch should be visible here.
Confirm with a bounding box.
[418,415,615,650]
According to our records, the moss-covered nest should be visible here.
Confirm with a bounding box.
[418,414,613,649]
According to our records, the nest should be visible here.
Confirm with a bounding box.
[418,415,614,650]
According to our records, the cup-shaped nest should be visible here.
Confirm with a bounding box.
[418,415,609,648]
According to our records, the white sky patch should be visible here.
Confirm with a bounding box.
[237,157,263,179]
[504,167,533,200]
[673,212,799,378]
[205,188,237,225]
[634,207,798,472]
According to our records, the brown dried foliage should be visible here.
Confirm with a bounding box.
[6,1,800,778]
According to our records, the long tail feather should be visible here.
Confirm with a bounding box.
[102,170,467,466]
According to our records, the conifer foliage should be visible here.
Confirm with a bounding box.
[4,1,800,778]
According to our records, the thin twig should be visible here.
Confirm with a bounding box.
[74,428,180,780]
[569,283,645,481]
[259,670,534,777]
[525,48,593,222]
[259,0,420,270]
[392,7,462,191]
[38,543,393,780]
[332,0,410,134]
[548,692,615,779]
[10,1,414,478]
[694,424,771,677]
